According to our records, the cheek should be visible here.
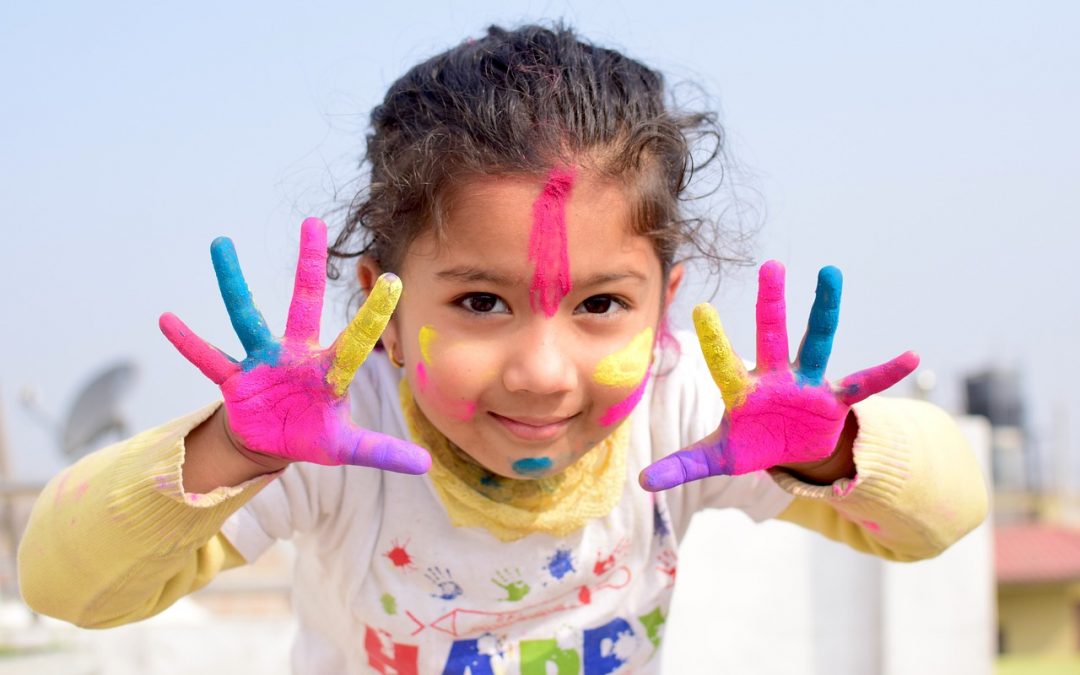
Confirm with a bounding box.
[590,327,654,427]
[411,326,497,422]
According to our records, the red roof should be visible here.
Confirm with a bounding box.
[995,523,1080,584]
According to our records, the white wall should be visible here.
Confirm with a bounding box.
[664,415,993,675]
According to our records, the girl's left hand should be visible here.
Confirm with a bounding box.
[640,260,919,491]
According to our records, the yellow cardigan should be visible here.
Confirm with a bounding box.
[17,396,987,629]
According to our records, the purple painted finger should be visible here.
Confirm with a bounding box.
[159,312,240,384]
[836,351,920,405]
[335,425,432,474]
[284,217,328,343]
[638,427,732,491]
[755,260,790,370]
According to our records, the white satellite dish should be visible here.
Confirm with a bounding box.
[60,362,138,461]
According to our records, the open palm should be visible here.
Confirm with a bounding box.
[159,218,430,474]
[640,260,917,491]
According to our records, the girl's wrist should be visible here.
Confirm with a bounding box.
[778,411,858,485]
[182,407,289,494]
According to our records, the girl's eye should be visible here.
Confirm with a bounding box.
[458,293,509,314]
[576,295,627,316]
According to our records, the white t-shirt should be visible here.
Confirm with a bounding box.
[221,332,793,674]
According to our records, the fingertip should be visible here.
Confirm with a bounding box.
[817,265,843,291]
[301,216,326,233]
[374,273,403,302]
[210,236,235,256]
[899,350,921,372]
[691,303,716,320]
[638,469,662,492]
[760,259,785,279]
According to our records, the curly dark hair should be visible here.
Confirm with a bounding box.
[328,22,751,291]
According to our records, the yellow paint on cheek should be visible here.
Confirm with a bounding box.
[418,325,436,364]
[592,327,654,387]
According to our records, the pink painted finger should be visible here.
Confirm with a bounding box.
[284,217,328,343]
[159,312,240,384]
[836,351,920,405]
[755,260,790,370]
[638,425,734,491]
[334,424,431,474]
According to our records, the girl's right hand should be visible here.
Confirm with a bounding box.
[159,218,431,475]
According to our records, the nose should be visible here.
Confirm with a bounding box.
[501,320,578,395]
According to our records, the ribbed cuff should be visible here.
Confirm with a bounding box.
[768,396,912,511]
[106,402,279,555]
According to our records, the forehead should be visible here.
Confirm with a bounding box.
[406,172,660,277]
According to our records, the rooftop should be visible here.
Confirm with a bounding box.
[995,523,1080,584]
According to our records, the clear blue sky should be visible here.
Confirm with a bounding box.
[2,1,1077,485]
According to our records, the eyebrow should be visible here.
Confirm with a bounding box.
[436,266,648,288]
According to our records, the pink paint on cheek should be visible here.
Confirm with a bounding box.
[528,167,575,317]
[415,362,429,393]
[75,480,89,499]
[450,399,478,422]
[860,519,881,533]
[599,371,651,426]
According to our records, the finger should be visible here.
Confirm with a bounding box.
[211,237,275,358]
[284,218,328,343]
[692,303,750,409]
[795,266,842,386]
[836,351,920,405]
[159,312,240,385]
[335,425,431,474]
[755,260,789,370]
[638,428,735,491]
[326,273,402,397]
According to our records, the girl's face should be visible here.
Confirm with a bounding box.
[362,170,683,479]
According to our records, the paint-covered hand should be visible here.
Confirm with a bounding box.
[640,260,917,491]
[159,218,430,474]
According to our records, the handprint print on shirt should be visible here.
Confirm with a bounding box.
[159,217,430,473]
[640,260,918,491]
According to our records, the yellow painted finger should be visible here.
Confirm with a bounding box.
[593,327,653,387]
[693,303,750,409]
[327,273,402,396]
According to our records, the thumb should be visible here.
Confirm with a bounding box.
[332,424,431,474]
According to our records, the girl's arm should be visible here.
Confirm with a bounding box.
[643,261,987,559]
[772,396,987,561]
[18,403,266,628]
[18,218,430,626]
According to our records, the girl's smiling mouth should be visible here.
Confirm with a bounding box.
[488,412,579,441]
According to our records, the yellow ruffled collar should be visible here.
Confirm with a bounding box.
[399,379,628,542]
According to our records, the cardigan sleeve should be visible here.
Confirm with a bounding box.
[17,402,279,628]
[771,396,989,561]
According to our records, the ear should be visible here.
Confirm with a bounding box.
[663,263,685,310]
[357,257,404,363]
[356,256,383,294]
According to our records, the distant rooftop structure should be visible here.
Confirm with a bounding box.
[995,523,1080,584]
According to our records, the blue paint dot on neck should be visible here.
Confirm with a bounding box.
[511,457,552,476]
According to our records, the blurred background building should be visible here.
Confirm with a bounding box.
[962,367,1080,673]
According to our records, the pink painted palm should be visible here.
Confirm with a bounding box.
[640,260,918,491]
[159,218,430,474]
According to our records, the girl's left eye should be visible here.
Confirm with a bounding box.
[575,295,628,316]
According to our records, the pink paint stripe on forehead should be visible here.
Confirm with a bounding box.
[528,167,575,317]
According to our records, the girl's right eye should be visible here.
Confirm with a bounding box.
[457,293,510,315]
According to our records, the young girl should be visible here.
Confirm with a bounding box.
[18,24,986,674]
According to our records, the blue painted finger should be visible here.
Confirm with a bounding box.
[210,237,276,362]
[796,266,842,386]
